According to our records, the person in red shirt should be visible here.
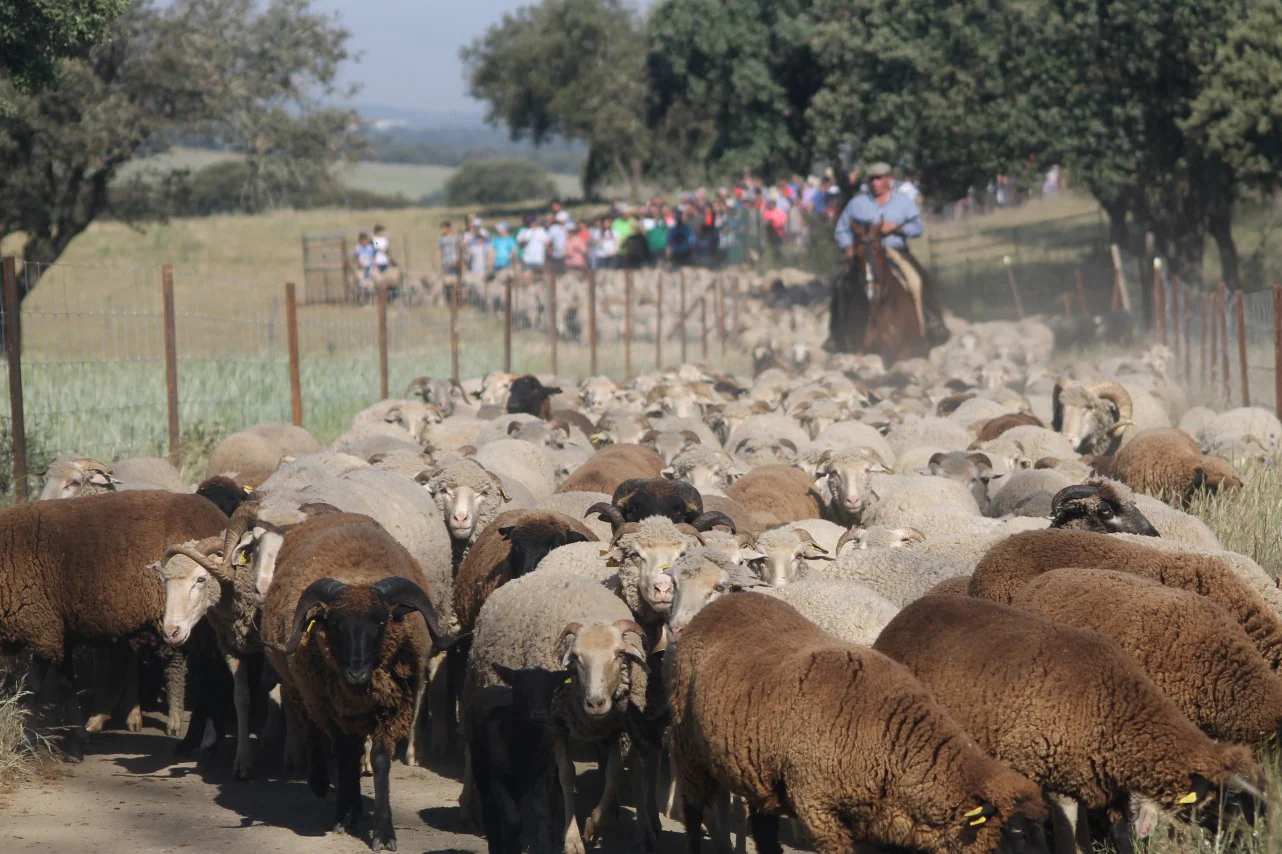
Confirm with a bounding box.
[761,196,787,238]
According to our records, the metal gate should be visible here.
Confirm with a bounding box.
[301,233,350,304]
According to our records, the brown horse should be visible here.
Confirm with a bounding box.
[828,224,928,362]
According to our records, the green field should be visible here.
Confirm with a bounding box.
[120,147,583,202]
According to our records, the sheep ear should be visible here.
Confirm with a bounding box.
[492,663,520,686]
[661,466,676,480]
[498,526,516,541]
[613,619,648,669]
[728,565,768,589]
[558,622,582,668]
[415,468,439,487]
[739,548,766,562]
[487,472,511,501]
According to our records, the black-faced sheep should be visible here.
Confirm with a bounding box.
[1048,479,1159,536]
[261,512,445,852]
[452,510,599,639]
[462,570,653,854]
[969,529,1282,670]
[1111,427,1242,506]
[589,477,731,533]
[506,374,562,418]
[874,595,1263,850]
[1011,569,1282,749]
[668,593,1050,854]
[0,491,227,755]
[194,475,254,517]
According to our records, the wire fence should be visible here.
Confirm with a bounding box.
[0,255,753,497]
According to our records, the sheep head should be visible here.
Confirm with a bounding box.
[746,527,833,587]
[605,518,695,614]
[667,548,766,637]
[732,435,798,467]
[418,459,509,542]
[579,376,619,414]
[267,576,444,677]
[664,446,744,498]
[492,664,567,724]
[40,455,119,501]
[921,451,999,513]
[1050,480,1159,536]
[1052,380,1133,455]
[498,515,593,578]
[558,619,647,718]
[815,448,890,521]
[611,477,704,526]
[1187,457,1243,501]
[157,537,229,645]
[222,500,287,597]
[834,526,926,555]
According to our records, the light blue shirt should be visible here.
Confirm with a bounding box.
[834,191,924,250]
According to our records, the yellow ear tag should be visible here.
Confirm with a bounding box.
[1178,791,1199,805]
[605,557,621,568]
[564,676,573,684]
[306,619,316,635]
[963,806,986,818]
[968,816,987,827]
[599,548,609,556]
[237,552,249,566]
[243,485,254,494]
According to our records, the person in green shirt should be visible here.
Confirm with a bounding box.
[645,214,668,261]
[610,204,634,245]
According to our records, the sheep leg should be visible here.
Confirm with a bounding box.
[428,650,455,758]
[705,790,734,854]
[307,731,330,798]
[1047,794,1089,854]
[370,741,398,852]
[281,684,309,776]
[56,648,88,761]
[748,811,781,854]
[121,652,142,732]
[629,742,661,851]
[584,739,622,842]
[792,799,853,854]
[404,664,428,767]
[682,802,705,854]
[85,646,125,733]
[226,654,254,780]
[554,734,585,854]
[333,732,365,837]
[163,648,186,738]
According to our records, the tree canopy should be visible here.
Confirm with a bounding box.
[461,0,648,200]
[0,0,128,107]
[444,158,558,207]
[0,0,364,293]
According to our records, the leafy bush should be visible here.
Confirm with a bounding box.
[444,158,557,206]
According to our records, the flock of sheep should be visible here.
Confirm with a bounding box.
[4,291,1282,854]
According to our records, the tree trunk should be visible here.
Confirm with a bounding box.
[1101,199,1130,251]
[1208,210,1240,290]
[629,157,642,204]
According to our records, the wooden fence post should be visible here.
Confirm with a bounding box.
[1152,261,1166,344]
[655,271,664,370]
[1219,282,1231,401]
[1182,281,1192,380]
[1273,284,1282,419]
[503,274,512,374]
[377,283,389,400]
[1062,293,1073,317]
[1172,275,1182,362]
[2,257,27,500]
[1003,257,1025,320]
[285,281,303,428]
[624,269,633,379]
[450,262,460,383]
[587,265,598,376]
[161,265,180,467]
[700,296,708,361]
[1209,289,1219,391]
[1074,270,1088,315]
[715,276,726,360]
[679,270,688,364]
[548,272,558,376]
[732,275,741,332]
[1235,289,1249,407]
[1201,292,1210,389]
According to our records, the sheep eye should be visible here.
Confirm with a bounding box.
[195,576,206,584]
[1019,459,1032,469]
[1099,505,1114,518]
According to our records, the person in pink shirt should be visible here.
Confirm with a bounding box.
[565,224,589,272]
[761,196,787,238]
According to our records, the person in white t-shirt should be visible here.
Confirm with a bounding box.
[520,217,550,273]
[896,176,921,205]
[372,225,391,272]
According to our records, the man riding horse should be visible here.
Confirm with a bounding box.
[827,162,949,354]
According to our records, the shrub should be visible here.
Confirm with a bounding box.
[444,158,557,206]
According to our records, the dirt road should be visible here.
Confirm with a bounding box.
[0,721,691,854]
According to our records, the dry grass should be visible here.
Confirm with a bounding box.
[0,679,34,786]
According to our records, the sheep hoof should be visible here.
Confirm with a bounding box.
[584,810,615,843]
[232,752,254,780]
[125,708,143,733]
[84,714,108,734]
[563,836,587,854]
[308,764,330,798]
[166,715,183,738]
[634,824,657,852]
[371,817,397,852]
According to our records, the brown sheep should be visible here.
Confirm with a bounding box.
[0,491,227,754]
[555,443,664,494]
[973,412,1044,443]
[874,595,1263,849]
[1111,427,1242,505]
[262,512,445,852]
[725,464,823,529]
[452,510,599,638]
[700,494,757,537]
[969,529,1282,671]
[1012,568,1282,748]
[922,574,972,597]
[667,593,1050,854]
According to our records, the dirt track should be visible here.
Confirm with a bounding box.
[0,718,694,854]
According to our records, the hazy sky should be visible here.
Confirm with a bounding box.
[311,0,647,118]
